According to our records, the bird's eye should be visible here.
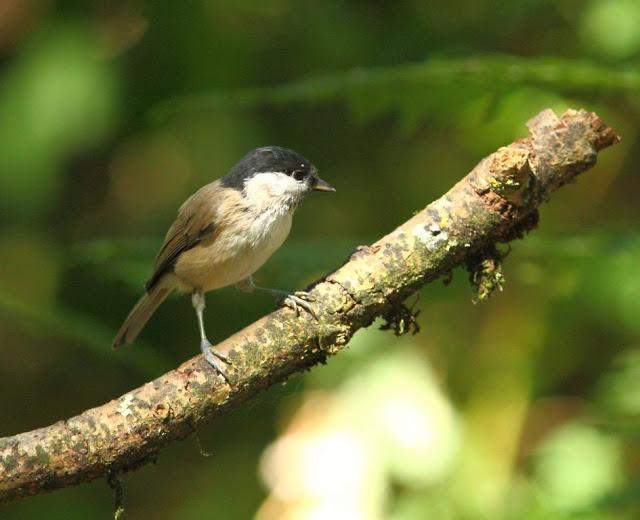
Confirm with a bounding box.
[292,170,305,181]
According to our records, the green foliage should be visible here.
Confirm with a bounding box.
[0,22,119,218]
[152,55,640,125]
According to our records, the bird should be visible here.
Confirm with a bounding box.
[112,145,335,379]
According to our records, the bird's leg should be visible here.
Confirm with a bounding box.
[236,276,316,318]
[191,289,230,379]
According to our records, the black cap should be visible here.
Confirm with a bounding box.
[221,146,316,190]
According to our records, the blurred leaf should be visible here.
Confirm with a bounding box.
[152,55,640,121]
[534,422,622,512]
[587,476,640,516]
[580,0,640,60]
[597,349,640,417]
[332,331,460,487]
[0,21,120,218]
[258,329,460,519]
[581,236,640,334]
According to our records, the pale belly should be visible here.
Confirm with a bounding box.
[172,210,293,292]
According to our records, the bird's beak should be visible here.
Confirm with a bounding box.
[312,176,336,192]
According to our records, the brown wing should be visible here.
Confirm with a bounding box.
[145,182,221,290]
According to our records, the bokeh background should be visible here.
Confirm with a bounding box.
[1,1,639,519]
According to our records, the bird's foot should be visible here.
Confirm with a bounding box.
[282,291,317,318]
[201,339,231,382]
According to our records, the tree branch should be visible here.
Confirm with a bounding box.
[0,109,620,504]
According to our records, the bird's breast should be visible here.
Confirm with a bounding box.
[173,205,293,291]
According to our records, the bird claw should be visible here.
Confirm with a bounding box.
[293,290,315,302]
[201,339,231,382]
[282,291,317,318]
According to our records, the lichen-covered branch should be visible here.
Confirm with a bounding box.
[0,109,620,504]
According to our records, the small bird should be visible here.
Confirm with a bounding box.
[113,146,335,378]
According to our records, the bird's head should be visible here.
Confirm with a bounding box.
[221,146,335,208]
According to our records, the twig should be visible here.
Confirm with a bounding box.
[106,470,124,520]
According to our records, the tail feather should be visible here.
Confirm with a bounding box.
[113,284,171,348]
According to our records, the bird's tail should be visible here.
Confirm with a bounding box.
[113,283,172,348]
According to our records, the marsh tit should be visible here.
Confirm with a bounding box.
[113,146,335,379]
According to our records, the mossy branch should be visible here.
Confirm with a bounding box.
[0,109,619,504]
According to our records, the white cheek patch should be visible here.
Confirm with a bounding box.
[244,171,306,203]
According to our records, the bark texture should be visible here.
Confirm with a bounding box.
[0,109,620,504]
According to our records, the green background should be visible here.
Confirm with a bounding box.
[1,1,639,518]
